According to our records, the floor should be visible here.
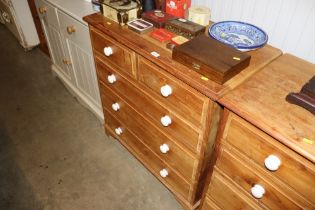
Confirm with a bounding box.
[0,25,182,210]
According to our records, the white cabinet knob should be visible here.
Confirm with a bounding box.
[104,47,113,57]
[161,115,172,127]
[107,74,117,84]
[160,85,172,97]
[251,184,265,199]
[115,127,123,135]
[159,169,168,178]
[111,102,120,111]
[264,155,281,171]
[160,144,170,154]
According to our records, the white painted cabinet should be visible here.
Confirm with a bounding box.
[34,0,103,120]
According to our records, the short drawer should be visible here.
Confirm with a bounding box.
[91,28,136,78]
[58,10,92,52]
[96,58,201,153]
[35,0,59,29]
[207,169,263,210]
[217,148,311,210]
[137,56,208,129]
[105,112,191,200]
[223,112,315,204]
[100,84,197,182]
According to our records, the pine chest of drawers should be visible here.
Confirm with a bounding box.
[201,54,315,210]
[84,13,281,209]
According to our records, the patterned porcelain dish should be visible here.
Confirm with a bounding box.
[209,21,268,51]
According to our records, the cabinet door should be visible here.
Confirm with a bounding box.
[35,0,73,81]
[65,38,101,106]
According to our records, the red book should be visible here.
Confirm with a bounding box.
[150,28,175,42]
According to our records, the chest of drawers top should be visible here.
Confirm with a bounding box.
[219,54,315,164]
[83,13,281,101]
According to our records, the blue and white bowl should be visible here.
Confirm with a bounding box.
[209,21,268,51]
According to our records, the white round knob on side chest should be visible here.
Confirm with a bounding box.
[160,85,172,97]
[161,115,172,127]
[104,47,113,57]
[159,169,169,178]
[115,127,123,136]
[264,155,281,171]
[107,74,117,84]
[112,103,120,111]
[251,184,265,199]
[160,144,170,154]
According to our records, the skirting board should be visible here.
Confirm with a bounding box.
[51,64,104,123]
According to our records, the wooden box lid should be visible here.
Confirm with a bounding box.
[172,35,251,84]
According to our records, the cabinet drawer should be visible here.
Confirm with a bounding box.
[217,148,311,210]
[91,28,136,78]
[138,56,208,129]
[105,112,191,200]
[96,59,201,153]
[201,197,221,210]
[100,84,196,182]
[224,112,315,204]
[35,0,59,29]
[58,10,91,52]
[207,170,262,210]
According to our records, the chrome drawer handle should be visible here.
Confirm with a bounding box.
[115,127,123,135]
[161,115,172,127]
[107,74,117,84]
[251,184,265,199]
[264,155,281,171]
[160,144,170,154]
[160,84,172,97]
[104,47,113,57]
[111,102,120,111]
[159,169,168,178]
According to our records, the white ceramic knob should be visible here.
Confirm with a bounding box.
[264,155,281,171]
[104,47,113,57]
[107,74,117,84]
[159,169,168,178]
[115,127,123,135]
[251,184,265,199]
[161,115,172,127]
[160,144,170,154]
[160,85,172,97]
[111,103,120,111]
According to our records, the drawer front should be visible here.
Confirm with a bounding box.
[138,56,207,129]
[35,0,59,29]
[96,59,201,153]
[217,148,310,210]
[105,112,191,199]
[57,10,91,52]
[100,84,196,182]
[207,170,262,210]
[201,197,221,210]
[91,28,136,78]
[224,113,315,203]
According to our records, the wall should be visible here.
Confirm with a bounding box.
[192,0,315,64]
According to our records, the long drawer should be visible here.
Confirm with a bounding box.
[104,112,191,200]
[217,148,312,209]
[100,83,196,182]
[96,58,201,153]
[137,56,208,129]
[223,113,315,204]
[206,169,263,210]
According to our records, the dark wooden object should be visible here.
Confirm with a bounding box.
[27,0,50,57]
[172,35,251,84]
[165,18,205,39]
[286,75,315,115]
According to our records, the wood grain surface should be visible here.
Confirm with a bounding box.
[219,54,315,163]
